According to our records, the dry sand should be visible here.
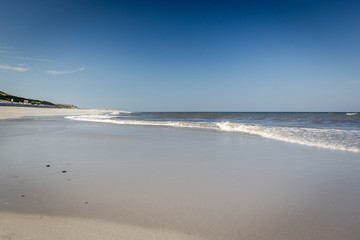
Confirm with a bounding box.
[0,106,122,120]
[0,212,202,240]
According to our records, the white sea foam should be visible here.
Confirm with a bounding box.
[66,115,214,129]
[70,114,116,119]
[110,111,126,115]
[216,121,360,152]
[65,115,360,152]
[346,113,358,116]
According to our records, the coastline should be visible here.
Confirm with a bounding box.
[1,111,360,240]
[0,106,205,240]
[0,106,124,120]
[0,110,200,240]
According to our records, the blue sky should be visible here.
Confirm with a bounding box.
[0,0,359,111]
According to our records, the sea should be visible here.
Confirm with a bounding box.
[66,112,360,152]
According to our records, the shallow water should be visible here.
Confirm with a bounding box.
[67,112,360,152]
[1,117,360,240]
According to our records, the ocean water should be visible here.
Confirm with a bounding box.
[66,112,360,152]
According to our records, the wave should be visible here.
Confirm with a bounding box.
[346,113,358,116]
[216,122,360,152]
[65,115,360,152]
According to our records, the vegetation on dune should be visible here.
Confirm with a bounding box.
[54,103,78,108]
[0,90,78,108]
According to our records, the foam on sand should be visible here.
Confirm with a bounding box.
[0,212,202,240]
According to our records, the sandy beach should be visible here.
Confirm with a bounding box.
[0,108,202,240]
[1,0,359,238]
[0,212,201,240]
[1,109,360,240]
[0,106,122,120]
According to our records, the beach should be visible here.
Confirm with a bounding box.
[1,108,360,239]
[0,106,122,121]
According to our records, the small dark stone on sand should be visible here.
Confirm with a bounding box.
[46,165,50,167]
[62,170,67,173]
[85,201,88,204]
[21,195,25,197]
[67,179,71,181]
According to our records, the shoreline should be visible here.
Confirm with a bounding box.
[0,106,125,121]
[0,112,205,240]
[1,111,360,239]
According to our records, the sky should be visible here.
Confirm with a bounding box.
[0,0,359,111]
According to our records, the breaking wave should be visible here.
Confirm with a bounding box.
[216,122,360,152]
[65,114,360,153]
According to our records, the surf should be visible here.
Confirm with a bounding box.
[66,114,360,153]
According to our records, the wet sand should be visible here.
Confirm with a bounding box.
[1,116,360,239]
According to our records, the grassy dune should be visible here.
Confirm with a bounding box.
[0,91,77,108]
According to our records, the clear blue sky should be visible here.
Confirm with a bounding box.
[0,0,359,111]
